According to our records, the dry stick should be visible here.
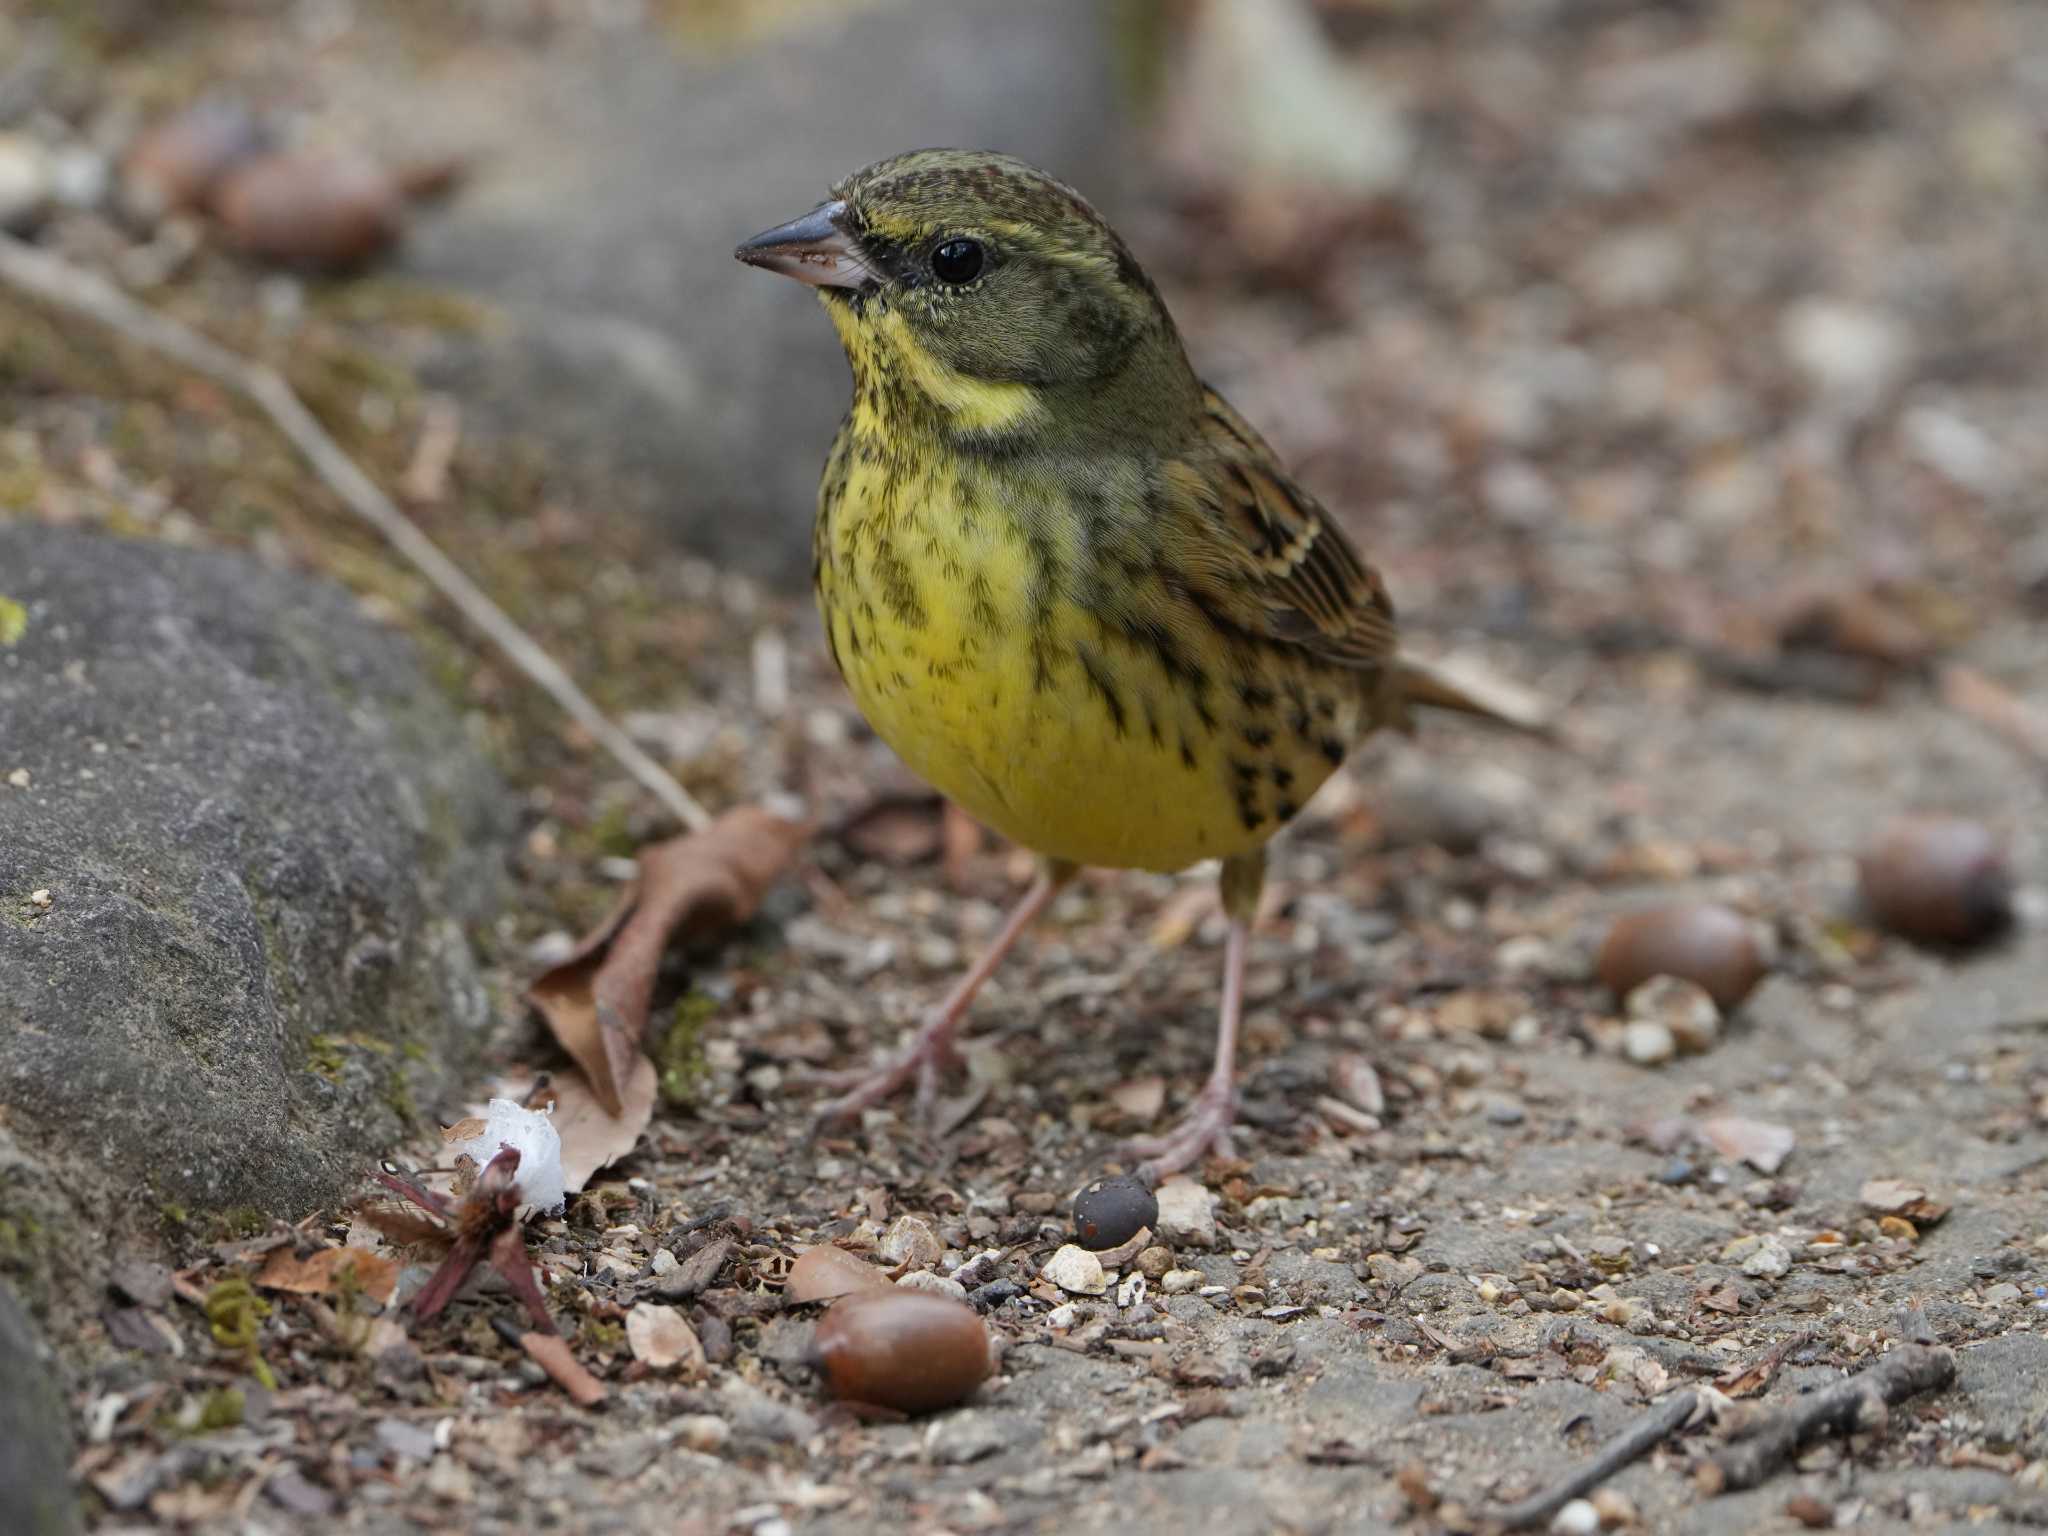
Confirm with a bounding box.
[1484,1389,1700,1530]
[0,232,710,832]
[1703,1343,1956,1493]
[1940,662,2048,771]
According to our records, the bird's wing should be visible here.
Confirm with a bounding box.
[1161,385,1399,671]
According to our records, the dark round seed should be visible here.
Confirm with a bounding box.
[813,1289,990,1414]
[1072,1174,1158,1250]
[1859,815,2012,947]
[1596,903,1765,1011]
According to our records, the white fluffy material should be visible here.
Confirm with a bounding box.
[447,1098,566,1214]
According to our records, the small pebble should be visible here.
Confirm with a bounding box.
[1040,1244,1108,1296]
[673,1414,729,1453]
[1598,904,1766,1011]
[879,1215,943,1269]
[1622,1019,1676,1066]
[1550,1498,1600,1535]
[1859,815,2013,947]
[1072,1175,1157,1251]
[0,133,52,231]
[1154,1179,1218,1249]
[121,100,265,218]
[896,1270,969,1304]
[1741,1237,1793,1279]
[1161,1269,1205,1295]
[1626,974,1721,1054]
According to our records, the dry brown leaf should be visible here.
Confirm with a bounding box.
[517,1330,608,1407]
[255,1246,398,1306]
[527,807,807,1113]
[552,1055,657,1197]
[625,1302,705,1375]
[441,1116,487,1144]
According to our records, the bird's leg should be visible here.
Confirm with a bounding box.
[1126,850,1262,1182]
[812,858,1077,1127]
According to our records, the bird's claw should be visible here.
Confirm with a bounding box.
[806,1030,967,1131]
[1123,1082,1238,1182]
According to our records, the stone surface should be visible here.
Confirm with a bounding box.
[0,527,508,1311]
[350,0,1128,587]
[0,1283,79,1535]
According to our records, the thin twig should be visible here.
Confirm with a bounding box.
[0,231,710,832]
[1700,1343,1955,1493]
[1485,1389,1700,1530]
[1940,663,2048,772]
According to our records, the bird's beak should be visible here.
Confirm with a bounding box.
[734,199,868,289]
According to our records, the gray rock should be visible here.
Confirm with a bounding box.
[385,0,1127,587]
[0,527,508,1313]
[0,1282,79,1536]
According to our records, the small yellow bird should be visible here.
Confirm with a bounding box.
[738,149,1527,1178]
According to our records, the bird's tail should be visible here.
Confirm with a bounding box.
[1392,655,1556,740]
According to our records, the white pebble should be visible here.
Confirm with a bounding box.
[1040,1244,1108,1296]
[1550,1499,1601,1535]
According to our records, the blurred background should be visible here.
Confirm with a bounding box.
[6,0,2044,602]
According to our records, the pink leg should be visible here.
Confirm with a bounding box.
[812,862,1073,1126]
[1123,916,1248,1181]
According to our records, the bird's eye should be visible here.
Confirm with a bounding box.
[930,238,984,285]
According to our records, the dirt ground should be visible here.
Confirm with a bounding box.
[5,2,2048,1533]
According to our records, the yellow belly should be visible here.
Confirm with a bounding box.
[816,458,1362,873]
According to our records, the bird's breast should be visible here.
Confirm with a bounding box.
[815,429,1366,873]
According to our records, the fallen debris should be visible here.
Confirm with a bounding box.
[1482,1390,1700,1529]
[1697,1343,1957,1493]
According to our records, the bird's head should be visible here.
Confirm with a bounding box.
[736,149,1191,438]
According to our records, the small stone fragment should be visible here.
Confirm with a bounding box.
[1699,1115,1796,1174]
[1626,974,1721,1054]
[879,1215,943,1269]
[1598,905,1766,1011]
[1161,1269,1205,1295]
[1040,1244,1108,1297]
[1135,1246,1173,1279]
[1859,816,2013,947]
[121,101,265,218]
[1621,1019,1676,1066]
[1983,1282,2022,1306]
[813,1290,990,1414]
[1740,1237,1792,1279]
[1589,1487,1637,1527]
[896,1270,970,1303]
[0,134,52,231]
[673,1414,729,1452]
[1858,1178,1951,1225]
[1072,1175,1158,1251]
[1784,1493,1835,1529]
[1550,1499,1600,1536]
[1154,1179,1218,1249]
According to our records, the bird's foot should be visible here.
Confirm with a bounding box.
[806,1023,967,1130]
[1124,1080,1238,1183]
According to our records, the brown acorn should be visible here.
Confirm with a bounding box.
[812,1289,990,1414]
[1859,815,2012,947]
[1597,903,1766,1011]
[210,151,403,272]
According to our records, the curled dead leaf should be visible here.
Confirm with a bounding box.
[527,807,806,1113]
[255,1245,398,1307]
